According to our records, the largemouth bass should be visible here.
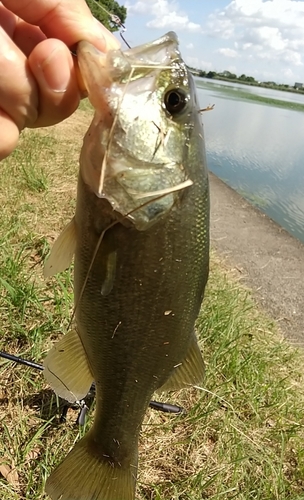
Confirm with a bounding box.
[43,31,209,500]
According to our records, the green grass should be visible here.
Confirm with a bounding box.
[0,111,304,499]
[196,80,304,112]
[235,91,304,111]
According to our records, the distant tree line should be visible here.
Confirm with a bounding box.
[190,68,303,94]
[85,0,127,32]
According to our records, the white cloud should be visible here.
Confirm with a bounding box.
[125,0,201,32]
[126,0,171,15]
[186,42,194,49]
[217,48,238,58]
[147,13,200,32]
[226,65,237,74]
[283,67,296,80]
[206,0,304,72]
[184,56,212,71]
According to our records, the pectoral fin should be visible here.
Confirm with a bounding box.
[158,333,205,393]
[44,217,76,278]
[43,329,94,403]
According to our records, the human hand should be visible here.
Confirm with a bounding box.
[0,0,120,160]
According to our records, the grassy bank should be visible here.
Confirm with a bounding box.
[0,109,304,499]
[200,76,304,95]
[196,80,304,112]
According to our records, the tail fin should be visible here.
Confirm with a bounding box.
[46,432,137,500]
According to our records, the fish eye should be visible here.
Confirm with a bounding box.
[164,88,188,115]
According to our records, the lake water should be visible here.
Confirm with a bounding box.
[195,78,304,243]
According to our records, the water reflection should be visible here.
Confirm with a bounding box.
[196,79,304,242]
[197,78,304,104]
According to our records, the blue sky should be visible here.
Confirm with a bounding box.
[116,0,304,84]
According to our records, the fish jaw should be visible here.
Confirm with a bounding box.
[77,33,197,230]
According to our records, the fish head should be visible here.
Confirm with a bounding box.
[77,32,201,230]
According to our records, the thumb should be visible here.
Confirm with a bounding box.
[1,0,120,51]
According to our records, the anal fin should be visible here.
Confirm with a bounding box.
[43,329,94,403]
[44,217,76,278]
[158,332,205,393]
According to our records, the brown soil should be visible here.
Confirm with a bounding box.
[210,172,304,346]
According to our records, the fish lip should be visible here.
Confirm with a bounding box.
[77,32,182,92]
[122,31,179,58]
[78,31,193,231]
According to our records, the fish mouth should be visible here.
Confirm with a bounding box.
[77,32,192,231]
[76,31,183,110]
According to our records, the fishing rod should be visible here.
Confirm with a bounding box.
[1,3,189,427]
[90,0,131,48]
[0,350,185,425]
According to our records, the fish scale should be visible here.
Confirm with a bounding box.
[43,31,209,500]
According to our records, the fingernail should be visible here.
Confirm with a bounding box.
[39,46,70,92]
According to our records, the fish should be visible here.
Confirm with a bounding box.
[43,31,209,500]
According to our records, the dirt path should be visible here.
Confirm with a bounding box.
[210,172,304,346]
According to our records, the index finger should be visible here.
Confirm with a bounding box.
[1,0,120,51]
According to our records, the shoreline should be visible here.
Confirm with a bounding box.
[209,172,304,346]
[195,75,304,95]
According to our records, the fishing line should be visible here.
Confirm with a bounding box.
[71,55,193,326]
[61,180,193,415]
[90,0,131,48]
[97,67,136,197]
[0,19,193,423]
[67,219,119,329]
[69,178,193,329]
[0,351,185,421]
